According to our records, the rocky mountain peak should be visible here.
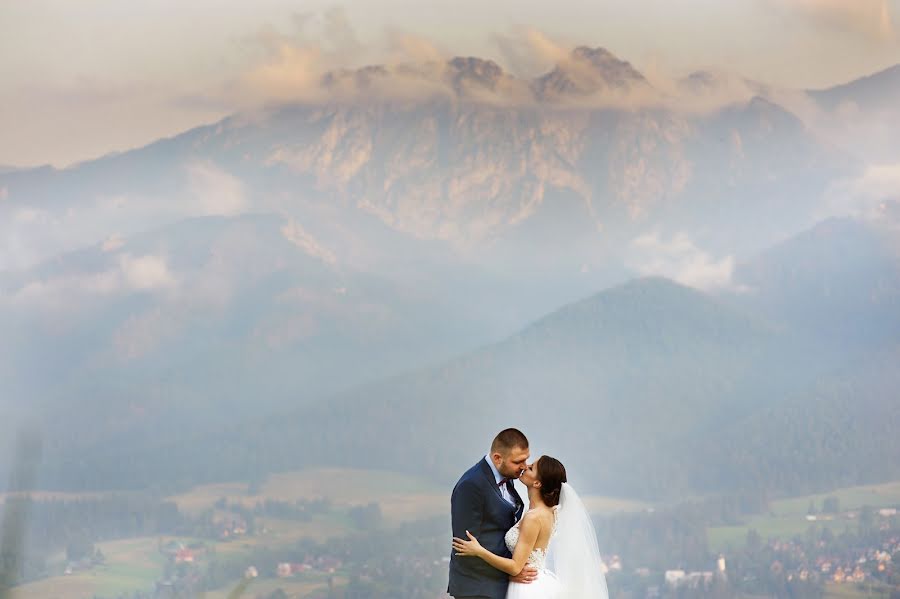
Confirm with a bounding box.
[444,56,506,95]
[533,46,648,100]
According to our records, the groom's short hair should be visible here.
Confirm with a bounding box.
[491,428,529,454]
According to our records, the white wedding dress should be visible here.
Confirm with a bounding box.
[505,484,609,599]
[504,507,563,599]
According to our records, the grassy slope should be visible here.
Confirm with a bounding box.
[8,467,647,598]
[709,480,900,551]
[11,537,167,599]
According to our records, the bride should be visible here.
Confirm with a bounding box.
[452,456,609,599]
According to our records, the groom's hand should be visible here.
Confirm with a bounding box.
[510,565,538,584]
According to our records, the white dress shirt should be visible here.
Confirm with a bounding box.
[484,454,516,506]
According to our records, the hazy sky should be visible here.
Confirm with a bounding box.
[1,0,898,168]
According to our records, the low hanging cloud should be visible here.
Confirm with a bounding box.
[1,184,226,273]
[768,0,896,43]
[493,27,570,77]
[231,6,384,107]
[2,253,176,319]
[186,160,246,216]
[627,231,737,292]
[231,19,456,108]
[118,254,176,290]
[385,29,447,65]
[237,42,326,105]
[821,162,900,219]
[223,12,761,113]
[281,219,337,265]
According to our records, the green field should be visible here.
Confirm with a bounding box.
[9,468,444,599]
[168,467,446,524]
[709,480,900,552]
[4,467,707,598]
[168,466,649,524]
[823,580,896,599]
[708,513,851,551]
[771,481,900,517]
[11,532,338,599]
[11,537,168,599]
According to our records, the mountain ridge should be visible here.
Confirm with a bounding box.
[2,51,899,500]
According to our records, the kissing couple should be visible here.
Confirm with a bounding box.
[449,428,609,599]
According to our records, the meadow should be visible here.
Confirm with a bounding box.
[708,480,900,552]
[13,469,897,598]
[11,537,167,599]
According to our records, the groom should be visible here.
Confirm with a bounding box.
[448,428,538,599]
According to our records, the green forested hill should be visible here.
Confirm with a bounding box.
[32,218,900,501]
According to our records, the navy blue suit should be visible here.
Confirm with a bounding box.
[448,458,525,599]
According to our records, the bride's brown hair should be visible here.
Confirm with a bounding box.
[537,456,567,507]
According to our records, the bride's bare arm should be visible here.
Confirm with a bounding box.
[452,511,541,576]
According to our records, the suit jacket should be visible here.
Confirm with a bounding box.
[448,458,525,599]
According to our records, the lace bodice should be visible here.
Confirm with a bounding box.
[504,507,558,571]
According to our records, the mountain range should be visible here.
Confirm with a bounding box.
[32,213,900,500]
[2,47,899,499]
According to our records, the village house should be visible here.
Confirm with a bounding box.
[276,562,293,578]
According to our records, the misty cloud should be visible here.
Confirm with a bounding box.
[823,162,900,219]
[627,231,737,291]
[385,29,448,65]
[186,161,247,216]
[236,41,327,106]
[493,28,570,77]
[768,0,896,43]
[225,16,762,113]
[231,7,370,107]
[118,254,176,291]
[2,253,176,319]
[0,159,249,273]
[281,220,337,265]
[6,2,900,169]
[320,7,364,60]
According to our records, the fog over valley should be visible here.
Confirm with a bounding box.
[2,13,900,597]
